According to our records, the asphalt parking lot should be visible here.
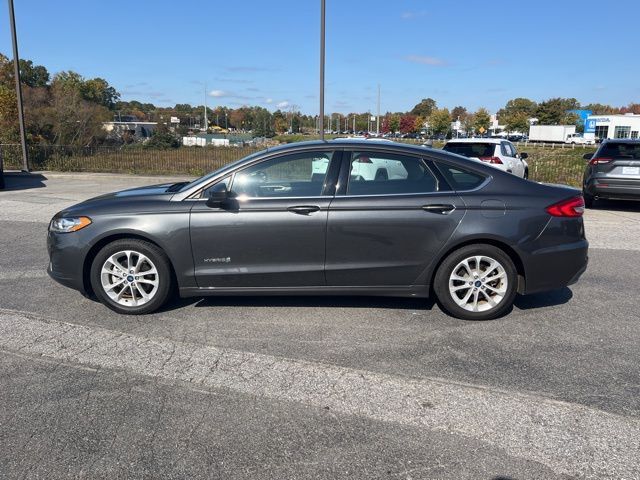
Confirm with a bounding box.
[1,171,639,479]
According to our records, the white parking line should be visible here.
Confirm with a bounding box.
[0,309,637,479]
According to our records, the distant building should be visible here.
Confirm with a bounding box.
[182,134,230,147]
[103,121,157,140]
[584,113,640,141]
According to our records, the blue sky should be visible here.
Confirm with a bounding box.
[1,0,638,114]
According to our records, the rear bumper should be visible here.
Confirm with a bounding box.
[584,178,640,200]
[522,239,589,295]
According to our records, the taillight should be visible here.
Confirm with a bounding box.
[589,157,612,165]
[479,156,503,164]
[545,196,585,217]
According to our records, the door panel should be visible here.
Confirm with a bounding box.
[325,194,465,286]
[190,149,339,288]
[326,150,465,286]
[190,198,331,287]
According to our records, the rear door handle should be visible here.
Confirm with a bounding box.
[422,204,456,215]
[287,205,320,215]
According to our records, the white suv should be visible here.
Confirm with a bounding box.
[442,138,529,178]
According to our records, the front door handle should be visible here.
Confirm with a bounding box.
[287,205,320,215]
[422,204,456,215]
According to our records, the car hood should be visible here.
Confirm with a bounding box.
[87,183,178,201]
[55,183,179,218]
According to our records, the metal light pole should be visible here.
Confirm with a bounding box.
[376,84,381,136]
[8,0,29,171]
[319,0,326,141]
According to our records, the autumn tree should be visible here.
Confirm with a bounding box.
[535,98,580,125]
[497,97,537,132]
[450,106,467,122]
[473,108,491,134]
[428,108,451,135]
[399,114,417,133]
[410,98,437,117]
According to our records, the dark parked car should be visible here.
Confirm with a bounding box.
[582,139,640,207]
[48,140,588,320]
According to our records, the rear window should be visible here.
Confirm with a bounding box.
[443,143,496,158]
[597,142,640,159]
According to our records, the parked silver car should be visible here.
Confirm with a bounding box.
[583,139,640,207]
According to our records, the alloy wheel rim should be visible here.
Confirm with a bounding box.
[448,255,508,313]
[100,250,159,307]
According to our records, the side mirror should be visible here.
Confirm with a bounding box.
[206,186,231,208]
[583,153,594,161]
[519,152,529,160]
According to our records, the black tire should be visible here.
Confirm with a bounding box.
[433,244,518,321]
[90,239,173,315]
[583,192,595,208]
[523,167,529,179]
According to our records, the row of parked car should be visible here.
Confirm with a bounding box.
[434,137,640,208]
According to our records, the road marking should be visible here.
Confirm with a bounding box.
[0,309,637,479]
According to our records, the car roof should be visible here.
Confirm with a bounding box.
[444,138,505,144]
[601,139,640,144]
[172,138,510,201]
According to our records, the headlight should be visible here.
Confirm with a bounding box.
[49,216,92,233]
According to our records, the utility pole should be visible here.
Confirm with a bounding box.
[8,0,29,171]
[203,83,208,132]
[319,0,326,140]
[376,84,381,135]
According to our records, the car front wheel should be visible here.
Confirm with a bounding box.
[90,239,173,315]
[434,244,518,320]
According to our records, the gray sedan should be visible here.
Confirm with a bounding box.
[47,139,588,320]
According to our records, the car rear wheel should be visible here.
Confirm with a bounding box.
[90,239,173,315]
[434,244,517,320]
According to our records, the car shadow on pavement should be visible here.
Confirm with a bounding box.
[590,199,640,212]
[0,172,47,191]
[189,295,436,311]
[513,287,573,310]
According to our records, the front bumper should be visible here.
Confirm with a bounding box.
[47,230,89,295]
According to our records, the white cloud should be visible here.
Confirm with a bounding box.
[404,55,448,66]
[209,90,228,98]
[276,101,290,109]
[265,98,273,104]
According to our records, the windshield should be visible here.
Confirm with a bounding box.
[176,149,267,192]
[443,143,496,158]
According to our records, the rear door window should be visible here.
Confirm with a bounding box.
[346,152,439,195]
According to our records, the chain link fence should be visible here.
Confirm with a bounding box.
[0,144,263,177]
[1,142,594,187]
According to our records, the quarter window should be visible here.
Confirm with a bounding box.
[437,164,486,191]
[231,151,333,198]
[346,152,439,195]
